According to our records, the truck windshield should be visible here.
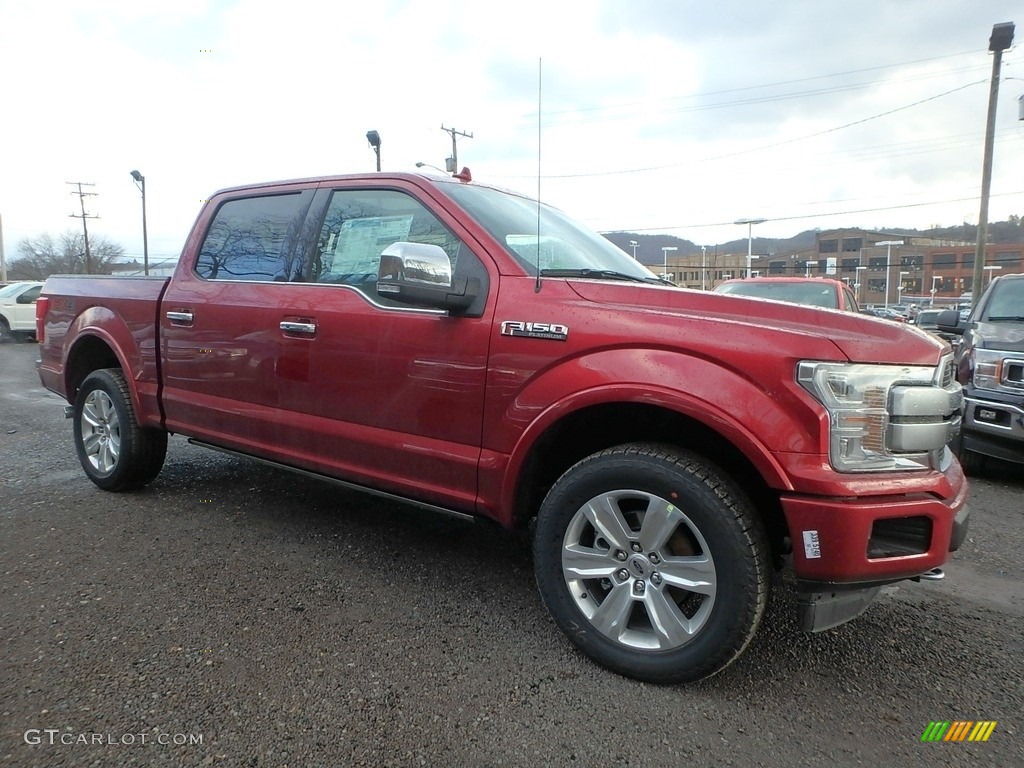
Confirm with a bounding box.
[716,281,839,309]
[983,279,1024,321]
[442,183,659,282]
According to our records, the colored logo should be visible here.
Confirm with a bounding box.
[921,721,997,742]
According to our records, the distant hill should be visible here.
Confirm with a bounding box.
[603,230,818,266]
[604,217,1023,265]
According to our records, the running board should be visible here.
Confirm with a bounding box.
[186,438,482,525]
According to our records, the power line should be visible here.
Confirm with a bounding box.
[528,80,988,179]
[602,189,1024,234]
[532,63,991,128]
[534,48,986,120]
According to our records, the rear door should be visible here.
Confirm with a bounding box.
[159,186,317,447]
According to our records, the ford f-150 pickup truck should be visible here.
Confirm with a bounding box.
[937,272,1024,473]
[36,171,968,684]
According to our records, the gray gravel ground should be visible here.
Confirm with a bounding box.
[1,339,1021,767]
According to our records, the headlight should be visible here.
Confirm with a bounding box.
[969,348,1003,391]
[798,361,958,473]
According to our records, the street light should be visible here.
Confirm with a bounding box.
[366,130,381,171]
[415,161,447,174]
[129,170,149,276]
[930,275,941,305]
[984,265,1003,285]
[735,218,765,278]
[701,245,707,290]
[876,240,904,309]
[855,265,867,304]
[629,240,638,260]
[661,246,677,282]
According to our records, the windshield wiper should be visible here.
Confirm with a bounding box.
[540,268,671,286]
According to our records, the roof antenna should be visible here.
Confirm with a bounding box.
[535,57,543,293]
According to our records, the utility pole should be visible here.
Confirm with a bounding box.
[973,22,1014,306]
[440,125,473,171]
[67,181,99,274]
[0,213,7,283]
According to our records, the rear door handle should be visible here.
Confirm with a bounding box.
[166,310,194,324]
[279,321,317,335]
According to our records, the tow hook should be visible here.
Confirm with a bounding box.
[914,568,945,582]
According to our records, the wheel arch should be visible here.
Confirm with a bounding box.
[63,331,145,424]
[503,391,793,562]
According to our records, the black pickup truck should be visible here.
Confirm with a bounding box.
[938,273,1024,473]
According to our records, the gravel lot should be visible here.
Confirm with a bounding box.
[1,339,1021,767]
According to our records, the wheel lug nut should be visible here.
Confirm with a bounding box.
[630,542,642,553]
[649,553,661,565]
[633,580,646,594]
[651,573,662,585]
[617,569,629,581]
[615,550,627,561]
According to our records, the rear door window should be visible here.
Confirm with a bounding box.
[195,192,314,281]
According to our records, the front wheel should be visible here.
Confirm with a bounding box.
[533,444,769,684]
[72,368,168,491]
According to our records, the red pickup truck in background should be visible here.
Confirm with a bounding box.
[36,172,968,684]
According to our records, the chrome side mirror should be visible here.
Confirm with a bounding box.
[377,242,479,313]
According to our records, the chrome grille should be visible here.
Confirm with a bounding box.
[937,354,955,388]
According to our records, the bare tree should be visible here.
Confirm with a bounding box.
[11,231,125,280]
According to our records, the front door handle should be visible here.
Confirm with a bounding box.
[166,310,194,324]
[279,320,317,335]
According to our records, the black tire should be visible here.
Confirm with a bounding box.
[533,443,769,684]
[952,432,986,475]
[72,368,168,491]
[0,317,12,343]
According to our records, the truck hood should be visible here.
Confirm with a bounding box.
[567,280,947,365]
[972,320,1024,352]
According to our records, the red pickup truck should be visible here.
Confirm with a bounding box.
[36,172,968,684]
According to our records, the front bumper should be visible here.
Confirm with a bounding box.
[960,391,1024,465]
[780,461,969,585]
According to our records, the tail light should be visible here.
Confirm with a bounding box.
[35,296,49,343]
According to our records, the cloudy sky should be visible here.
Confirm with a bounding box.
[1,0,1022,267]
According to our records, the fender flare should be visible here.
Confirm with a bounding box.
[493,349,816,522]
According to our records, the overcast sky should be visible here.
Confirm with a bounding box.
[1,0,1022,266]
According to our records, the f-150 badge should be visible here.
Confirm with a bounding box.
[500,321,569,341]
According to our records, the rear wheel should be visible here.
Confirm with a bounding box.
[533,444,769,684]
[73,368,167,491]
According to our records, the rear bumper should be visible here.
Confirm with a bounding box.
[780,464,969,585]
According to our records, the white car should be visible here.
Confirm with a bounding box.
[0,281,44,341]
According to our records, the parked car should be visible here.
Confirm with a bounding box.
[937,273,1024,473]
[713,277,860,312]
[0,281,44,341]
[37,172,966,684]
[863,306,908,322]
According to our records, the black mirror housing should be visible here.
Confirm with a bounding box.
[935,309,964,335]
